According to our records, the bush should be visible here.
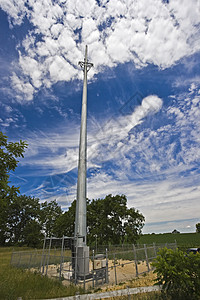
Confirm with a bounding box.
[152,247,200,299]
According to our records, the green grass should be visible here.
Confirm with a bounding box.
[1,233,199,299]
[0,247,83,300]
[138,233,200,251]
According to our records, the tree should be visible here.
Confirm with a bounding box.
[53,200,76,237]
[7,194,41,245]
[0,132,27,245]
[0,131,27,196]
[40,200,62,237]
[87,194,144,245]
[53,194,145,246]
[23,219,43,248]
[196,223,200,233]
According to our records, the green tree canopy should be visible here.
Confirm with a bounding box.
[0,132,27,244]
[53,200,76,238]
[53,194,145,246]
[0,131,27,197]
[196,223,200,233]
[0,132,65,246]
[40,200,62,237]
[87,194,145,245]
[7,194,41,245]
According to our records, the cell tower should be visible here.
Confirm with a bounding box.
[74,45,93,278]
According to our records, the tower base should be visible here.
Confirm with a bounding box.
[76,245,89,278]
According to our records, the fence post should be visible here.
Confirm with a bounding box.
[92,250,95,288]
[59,235,64,280]
[144,244,150,272]
[153,243,157,257]
[127,286,131,300]
[46,237,52,275]
[133,245,138,277]
[83,251,86,291]
[42,254,46,274]
[40,236,46,273]
[17,252,22,268]
[10,251,14,266]
[105,248,109,284]
[114,253,117,285]
[28,253,33,269]
[74,235,78,284]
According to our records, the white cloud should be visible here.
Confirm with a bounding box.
[39,167,200,232]
[20,86,200,179]
[19,93,163,175]
[11,73,35,101]
[49,55,77,82]
[0,0,27,26]
[1,0,200,100]
[15,84,200,233]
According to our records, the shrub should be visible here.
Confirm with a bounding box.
[152,247,200,299]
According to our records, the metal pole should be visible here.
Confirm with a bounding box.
[74,46,93,280]
[92,249,95,288]
[40,235,46,273]
[83,251,86,291]
[114,253,117,285]
[133,245,138,277]
[74,45,93,246]
[144,244,150,272]
[153,242,157,257]
[46,237,52,275]
[28,253,33,269]
[105,248,109,284]
[75,235,78,284]
[59,235,65,280]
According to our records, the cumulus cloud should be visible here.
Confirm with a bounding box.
[1,0,200,100]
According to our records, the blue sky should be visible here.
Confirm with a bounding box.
[1,0,200,234]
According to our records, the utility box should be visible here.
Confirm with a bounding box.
[93,254,106,269]
[77,246,89,277]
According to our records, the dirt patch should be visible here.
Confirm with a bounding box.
[100,272,157,293]
[108,259,149,285]
[36,259,156,291]
[98,259,157,292]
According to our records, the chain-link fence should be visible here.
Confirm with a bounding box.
[11,242,177,288]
